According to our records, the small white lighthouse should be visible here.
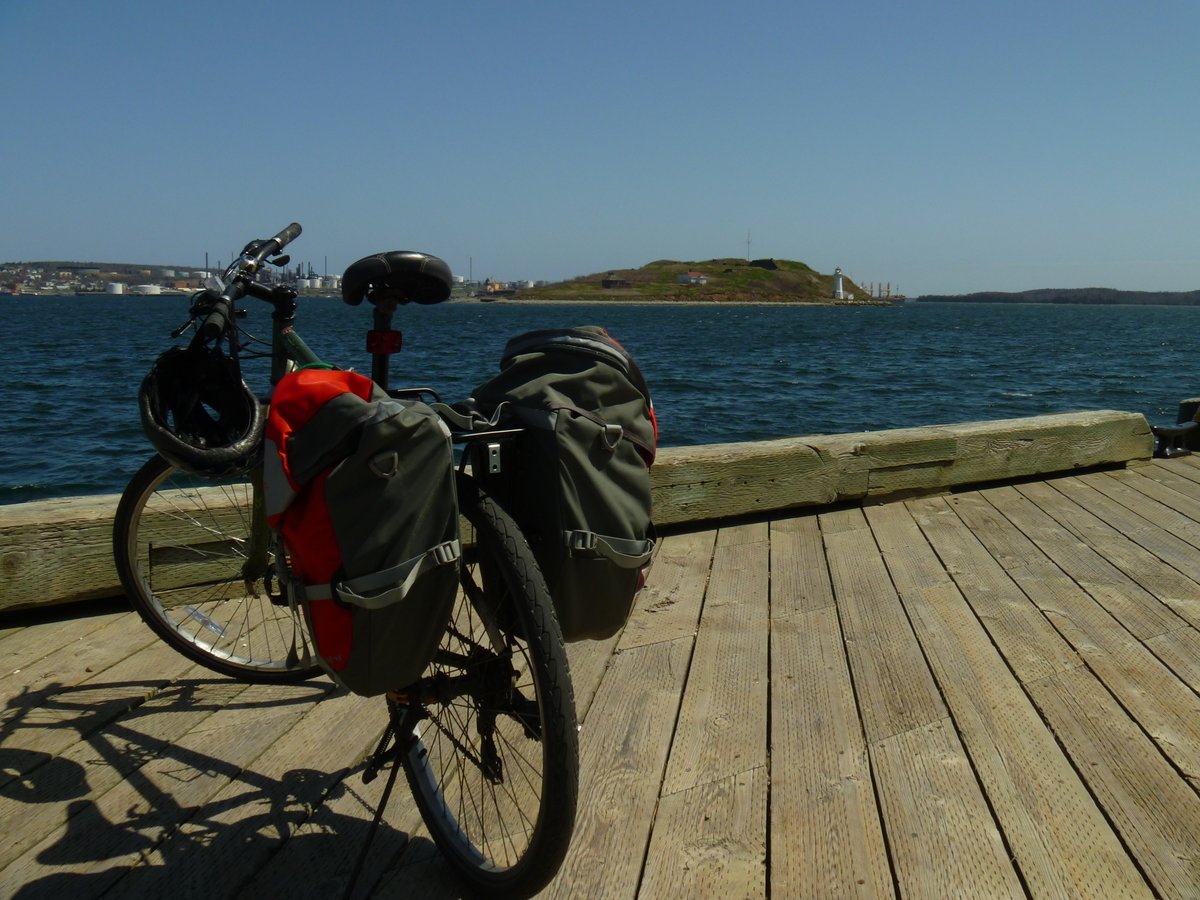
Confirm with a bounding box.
[833,267,844,300]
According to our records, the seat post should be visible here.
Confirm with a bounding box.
[370,299,399,390]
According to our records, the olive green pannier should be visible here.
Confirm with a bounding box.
[460,327,656,642]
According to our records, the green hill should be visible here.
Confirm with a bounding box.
[514,258,875,304]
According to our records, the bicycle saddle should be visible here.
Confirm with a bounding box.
[342,251,453,306]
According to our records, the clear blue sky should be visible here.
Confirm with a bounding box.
[2,0,1197,295]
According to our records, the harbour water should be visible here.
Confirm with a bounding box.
[2,295,1195,505]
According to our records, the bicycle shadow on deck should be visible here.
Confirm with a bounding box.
[0,677,466,899]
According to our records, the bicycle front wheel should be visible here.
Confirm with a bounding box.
[113,454,320,683]
[398,477,579,897]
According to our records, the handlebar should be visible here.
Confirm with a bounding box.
[270,222,303,253]
[199,222,303,341]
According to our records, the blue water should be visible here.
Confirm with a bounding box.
[1,296,1196,505]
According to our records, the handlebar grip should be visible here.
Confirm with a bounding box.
[200,302,230,341]
[271,222,302,251]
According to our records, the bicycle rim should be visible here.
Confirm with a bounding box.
[400,487,578,896]
[113,455,319,683]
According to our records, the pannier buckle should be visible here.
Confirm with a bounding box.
[567,531,597,553]
[432,541,458,565]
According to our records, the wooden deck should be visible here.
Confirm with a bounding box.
[4,457,1200,898]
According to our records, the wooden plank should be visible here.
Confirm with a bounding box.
[242,749,428,900]
[640,767,767,899]
[869,502,1152,898]
[0,490,129,610]
[820,507,945,743]
[1164,455,1200,486]
[949,489,1200,786]
[1129,459,1200,503]
[940,489,1122,651]
[1023,478,1200,626]
[0,607,131,680]
[650,410,1151,525]
[770,609,894,899]
[565,633,621,726]
[1145,626,1200,695]
[1104,465,1200,540]
[0,637,204,793]
[822,507,1024,895]
[570,528,712,724]
[870,719,1024,898]
[617,528,715,651]
[124,691,383,897]
[661,523,768,795]
[0,671,254,875]
[1051,476,1200,630]
[0,610,159,706]
[902,496,1079,684]
[543,637,693,899]
[983,485,1184,639]
[945,410,1151,478]
[0,679,326,893]
[1026,667,1200,896]
[769,514,834,617]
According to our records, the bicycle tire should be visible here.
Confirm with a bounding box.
[398,476,579,897]
[113,454,321,683]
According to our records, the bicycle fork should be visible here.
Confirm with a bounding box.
[239,465,274,597]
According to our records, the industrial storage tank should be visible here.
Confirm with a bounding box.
[106,282,125,294]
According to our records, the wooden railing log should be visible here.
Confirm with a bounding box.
[0,410,1152,613]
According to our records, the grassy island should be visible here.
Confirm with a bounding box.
[511,258,884,304]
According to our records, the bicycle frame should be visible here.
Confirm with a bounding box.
[234,286,324,588]
[227,277,520,593]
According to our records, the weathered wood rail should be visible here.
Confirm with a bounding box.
[0,409,1153,613]
[5,452,1200,897]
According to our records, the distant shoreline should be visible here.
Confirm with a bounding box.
[917,288,1200,306]
[494,296,903,308]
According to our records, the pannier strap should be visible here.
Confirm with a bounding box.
[565,530,654,568]
[306,540,461,610]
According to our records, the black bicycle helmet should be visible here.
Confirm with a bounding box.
[138,346,265,476]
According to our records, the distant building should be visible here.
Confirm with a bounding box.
[677,272,708,285]
[602,275,631,289]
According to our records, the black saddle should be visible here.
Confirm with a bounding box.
[341,251,453,306]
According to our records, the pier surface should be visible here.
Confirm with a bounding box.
[4,457,1200,898]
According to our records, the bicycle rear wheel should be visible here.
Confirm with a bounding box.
[113,454,320,683]
[397,477,578,897]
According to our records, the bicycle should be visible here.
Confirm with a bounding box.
[111,223,579,897]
